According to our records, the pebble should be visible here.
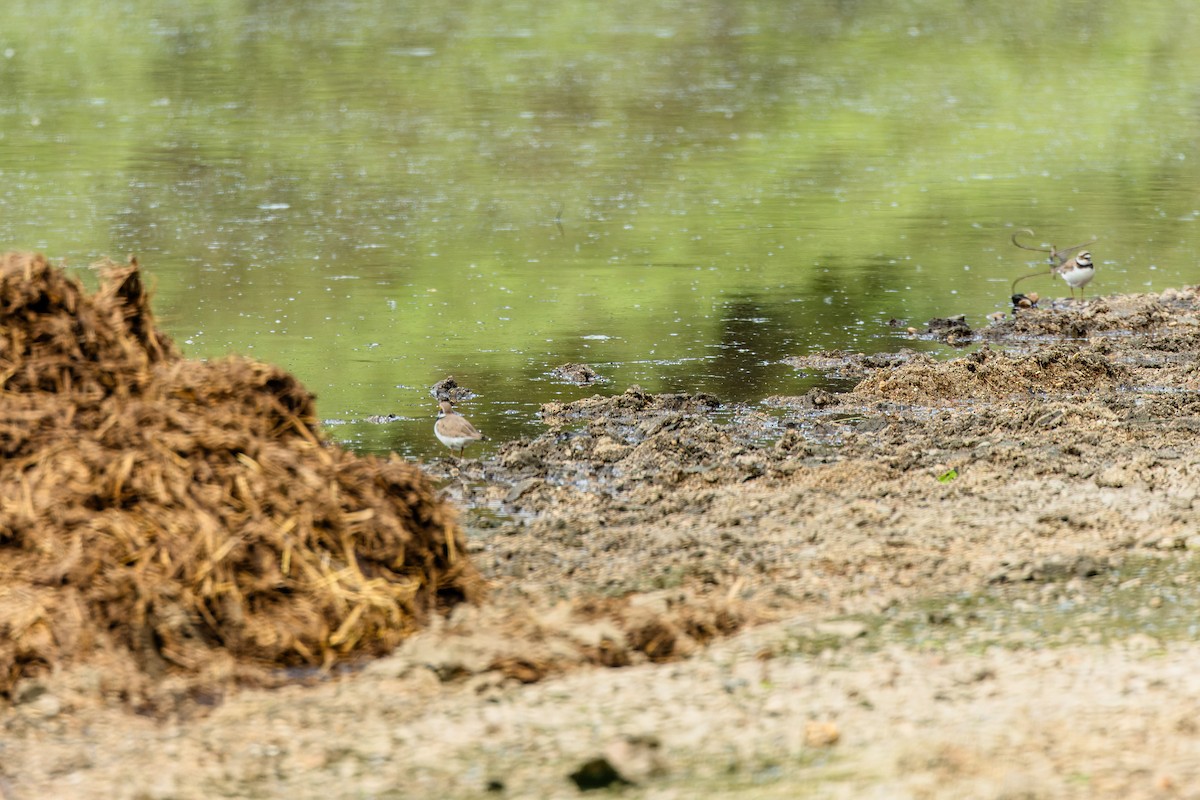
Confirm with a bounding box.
[1168,488,1196,510]
[814,620,868,641]
[504,477,543,503]
[569,756,631,790]
[803,721,841,747]
[23,692,62,719]
[602,735,667,784]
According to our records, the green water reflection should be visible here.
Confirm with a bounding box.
[2,1,1199,457]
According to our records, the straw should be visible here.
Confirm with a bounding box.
[0,252,483,707]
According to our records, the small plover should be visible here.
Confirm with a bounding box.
[1053,250,1094,301]
[434,400,488,456]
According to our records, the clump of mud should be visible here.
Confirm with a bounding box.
[550,362,601,385]
[0,253,481,709]
[430,375,476,403]
[783,349,918,380]
[494,386,733,490]
[851,344,1130,403]
[924,314,974,344]
[539,384,721,424]
[983,288,1200,340]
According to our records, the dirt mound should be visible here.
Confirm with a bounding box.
[0,253,481,709]
[851,344,1130,403]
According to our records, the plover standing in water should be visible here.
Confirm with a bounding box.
[434,400,488,456]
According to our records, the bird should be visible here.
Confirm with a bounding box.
[1010,229,1098,302]
[1054,250,1094,302]
[434,399,488,456]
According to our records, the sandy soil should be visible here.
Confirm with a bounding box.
[7,289,1200,799]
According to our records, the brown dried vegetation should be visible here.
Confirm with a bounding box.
[0,252,481,707]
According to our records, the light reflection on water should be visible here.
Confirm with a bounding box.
[0,1,1198,458]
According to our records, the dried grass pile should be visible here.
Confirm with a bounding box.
[0,252,481,706]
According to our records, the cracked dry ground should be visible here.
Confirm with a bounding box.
[9,287,1200,799]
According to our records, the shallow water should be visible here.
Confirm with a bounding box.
[2,1,1199,457]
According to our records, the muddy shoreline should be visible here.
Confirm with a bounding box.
[9,288,1200,798]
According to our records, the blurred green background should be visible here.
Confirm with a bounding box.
[1,0,1198,457]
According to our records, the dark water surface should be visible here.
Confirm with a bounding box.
[2,1,1199,457]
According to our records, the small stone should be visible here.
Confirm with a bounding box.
[1127,633,1161,652]
[24,692,62,719]
[627,589,685,613]
[854,417,888,434]
[1169,488,1197,510]
[803,720,840,747]
[504,477,543,503]
[430,375,473,403]
[567,620,626,649]
[398,632,503,679]
[806,388,838,408]
[499,447,543,470]
[1096,465,1129,488]
[12,679,48,705]
[1034,409,1064,428]
[602,735,666,784]
[814,620,868,641]
[592,436,630,463]
[569,757,631,791]
[552,363,600,385]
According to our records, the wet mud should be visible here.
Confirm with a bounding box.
[9,273,1200,798]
